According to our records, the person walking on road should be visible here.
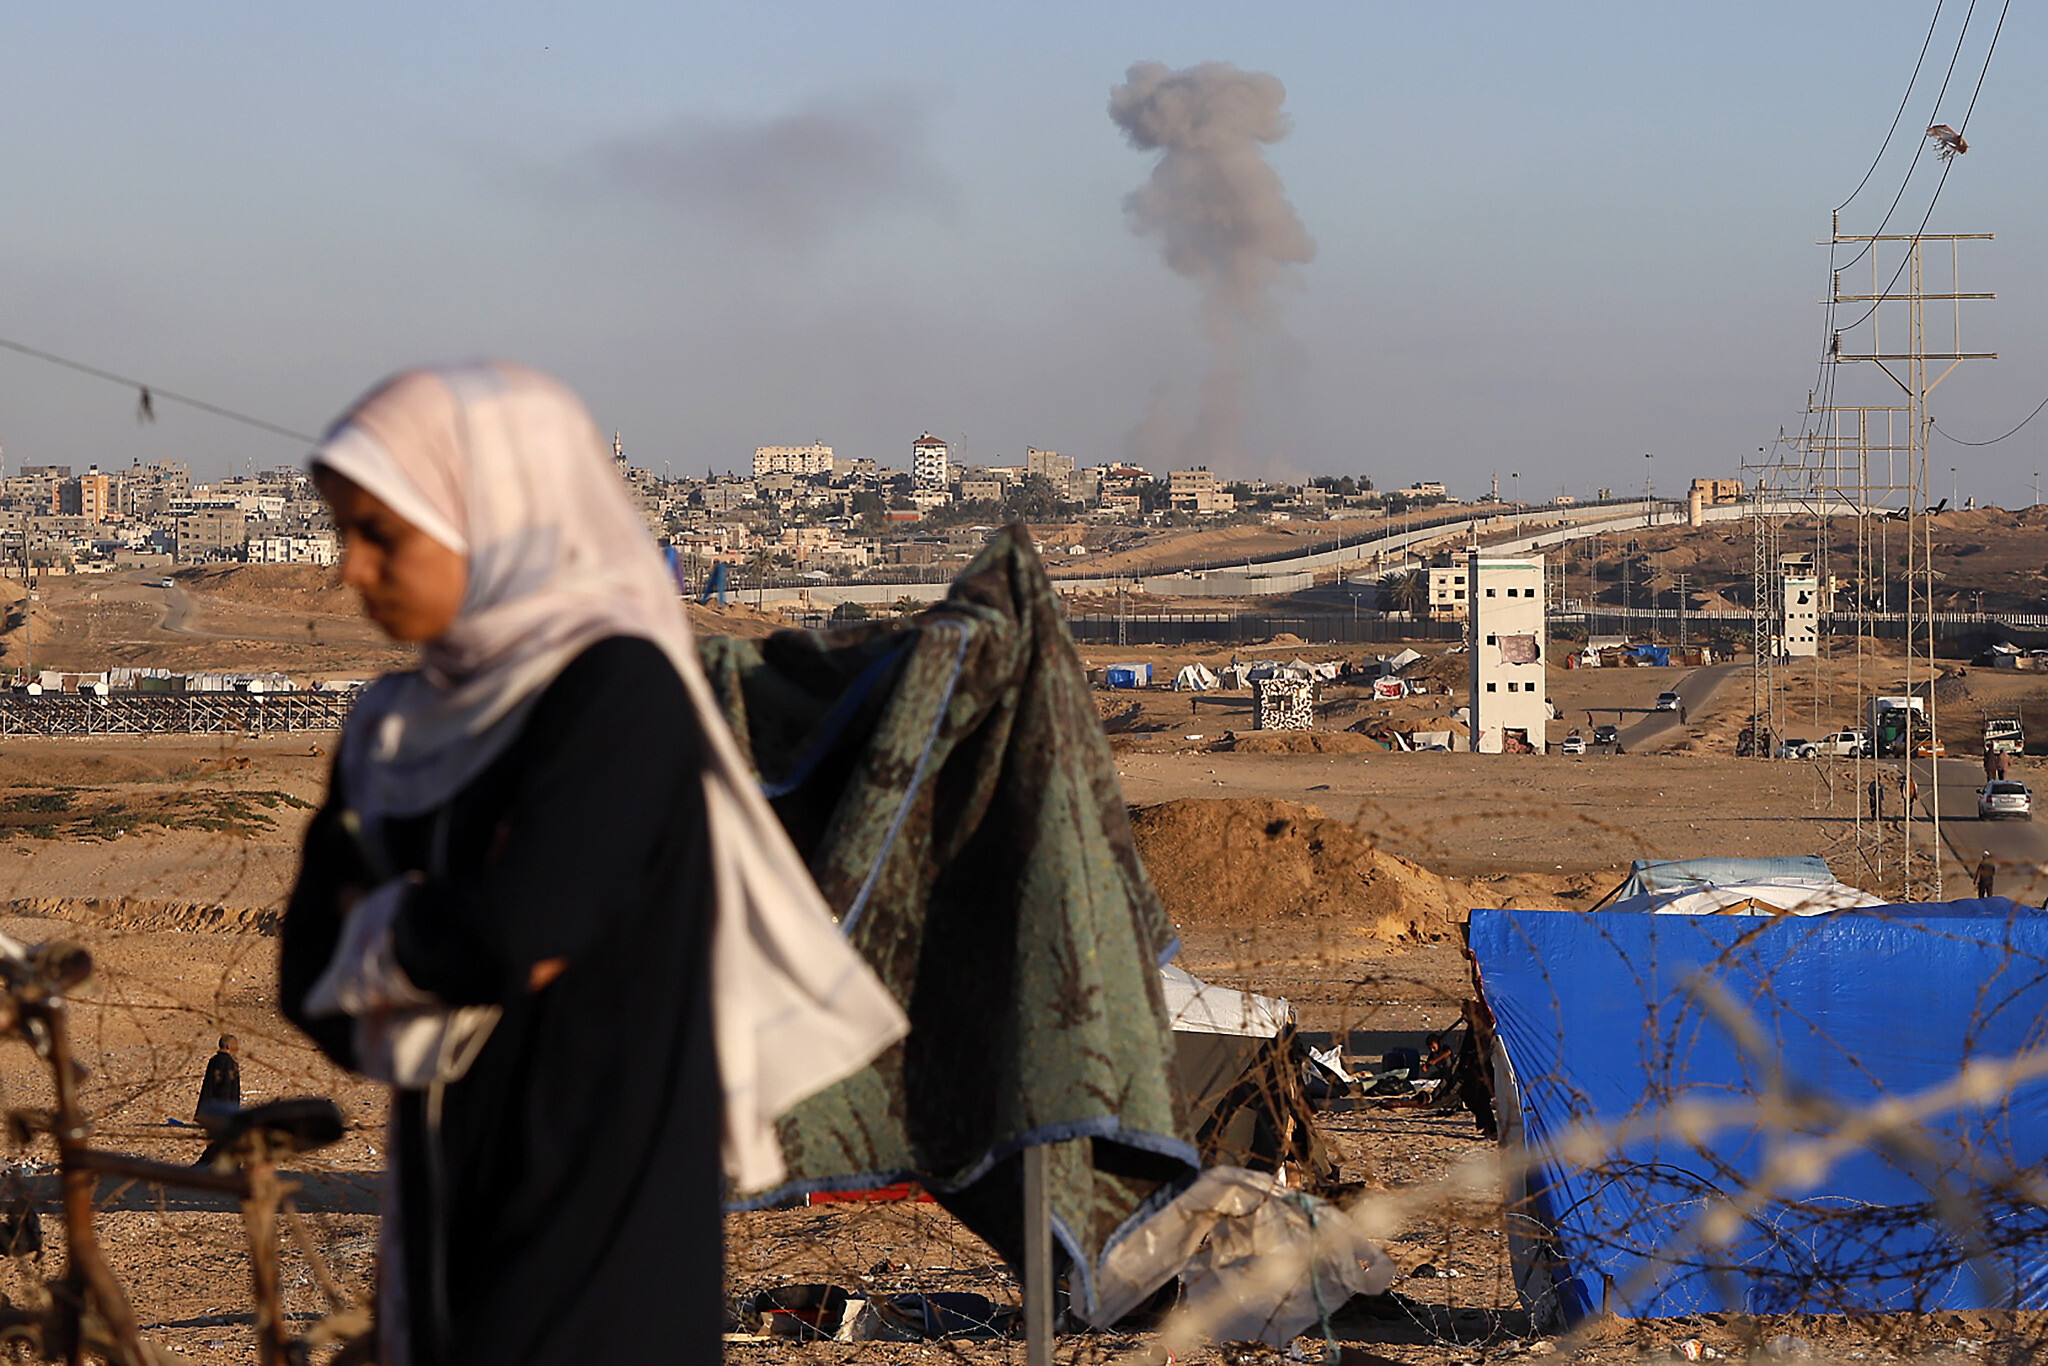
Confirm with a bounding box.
[1867,778,1884,823]
[1976,850,1997,898]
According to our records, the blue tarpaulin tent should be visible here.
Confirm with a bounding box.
[1470,904,2048,1325]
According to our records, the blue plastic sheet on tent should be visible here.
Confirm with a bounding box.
[1469,903,2048,1324]
[1613,856,1836,901]
[1628,644,1672,666]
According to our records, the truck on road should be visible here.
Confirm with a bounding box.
[1983,708,2024,756]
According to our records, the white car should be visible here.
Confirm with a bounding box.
[1559,734,1586,756]
[1812,730,1869,758]
[1776,738,1817,760]
[159,578,176,589]
[1654,691,1681,711]
[1979,781,2032,821]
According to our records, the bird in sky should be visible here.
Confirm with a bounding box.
[1926,124,1969,161]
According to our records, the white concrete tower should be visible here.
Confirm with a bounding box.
[1467,550,1548,753]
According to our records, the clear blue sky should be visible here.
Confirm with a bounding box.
[1,2,2041,502]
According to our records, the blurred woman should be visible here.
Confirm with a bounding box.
[280,362,902,1366]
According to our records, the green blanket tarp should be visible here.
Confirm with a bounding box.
[700,527,1195,1310]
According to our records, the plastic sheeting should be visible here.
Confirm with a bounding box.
[1615,856,1837,901]
[1469,904,2048,1325]
[1614,878,1885,917]
[1087,1166,1396,1344]
[1174,664,1219,692]
[1161,963,1292,1038]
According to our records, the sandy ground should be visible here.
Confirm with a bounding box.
[0,588,2036,1358]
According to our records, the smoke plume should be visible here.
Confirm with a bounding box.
[1109,61,1314,469]
[565,91,953,253]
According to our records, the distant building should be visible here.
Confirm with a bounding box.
[1690,478,1743,505]
[1427,562,1470,620]
[912,433,950,489]
[1400,481,1449,501]
[173,508,248,563]
[1025,447,1074,484]
[1168,467,1235,515]
[1467,551,1547,754]
[248,531,339,566]
[754,443,834,477]
[1779,553,1821,658]
[59,467,116,523]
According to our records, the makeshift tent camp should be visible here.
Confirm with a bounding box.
[1162,965,1331,1185]
[1173,663,1219,692]
[1469,903,2048,1326]
[1104,663,1152,688]
[1597,856,1883,916]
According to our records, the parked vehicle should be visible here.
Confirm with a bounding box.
[1913,738,1948,758]
[1984,715,2025,755]
[1654,691,1681,711]
[1592,724,1620,746]
[1813,730,1870,758]
[1559,734,1586,756]
[1776,737,1817,760]
[1979,781,2033,821]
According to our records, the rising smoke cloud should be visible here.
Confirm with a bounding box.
[549,91,953,253]
[1110,61,1314,470]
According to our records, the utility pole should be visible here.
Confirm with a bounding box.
[1828,216,1996,896]
[1675,572,1689,647]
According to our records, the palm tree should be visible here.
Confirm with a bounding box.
[1376,568,1430,619]
[749,547,781,607]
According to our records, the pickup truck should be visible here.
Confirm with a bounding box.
[1984,718,2024,755]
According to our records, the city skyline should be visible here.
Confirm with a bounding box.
[0,4,2042,502]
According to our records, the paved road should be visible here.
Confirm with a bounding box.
[1917,755,2048,896]
[1557,663,1735,752]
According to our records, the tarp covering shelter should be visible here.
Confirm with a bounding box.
[1611,856,1836,901]
[1469,904,2048,1327]
[1104,662,1152,688]
[1160,965,1328,1183]
[1625,879,1884,916]
[1162,963,1291,1036]
[1380,648,1423,674]
[1173,663,1219,692]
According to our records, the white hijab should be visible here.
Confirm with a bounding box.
[312,361,905,1192]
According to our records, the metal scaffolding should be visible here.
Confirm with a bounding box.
[0,692,353,738]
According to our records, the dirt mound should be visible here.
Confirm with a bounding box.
[181,564,355,614]
[1219,730,1383,755]
[1130,798,1466,941]
[686,602,787,640]
[0,896,277,935]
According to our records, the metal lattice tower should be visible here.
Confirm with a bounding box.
[1748,216,1994,897]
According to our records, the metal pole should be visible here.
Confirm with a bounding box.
[1023,1144,1053,1366]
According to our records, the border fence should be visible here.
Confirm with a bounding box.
[0,691,354,737]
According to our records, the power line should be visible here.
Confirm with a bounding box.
[1932,395,2048,447]
[0,336,317,445]
[1835,0,1948,214]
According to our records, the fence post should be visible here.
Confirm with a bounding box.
[1023,1143,1052,1366]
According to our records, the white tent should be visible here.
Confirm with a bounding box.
[1173,663,1220,692]
[1381,648,1424,675]
[1160,963,1291,1037]
[1638,878,1884,916]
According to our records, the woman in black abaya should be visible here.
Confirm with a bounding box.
[279,363,903,1366]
